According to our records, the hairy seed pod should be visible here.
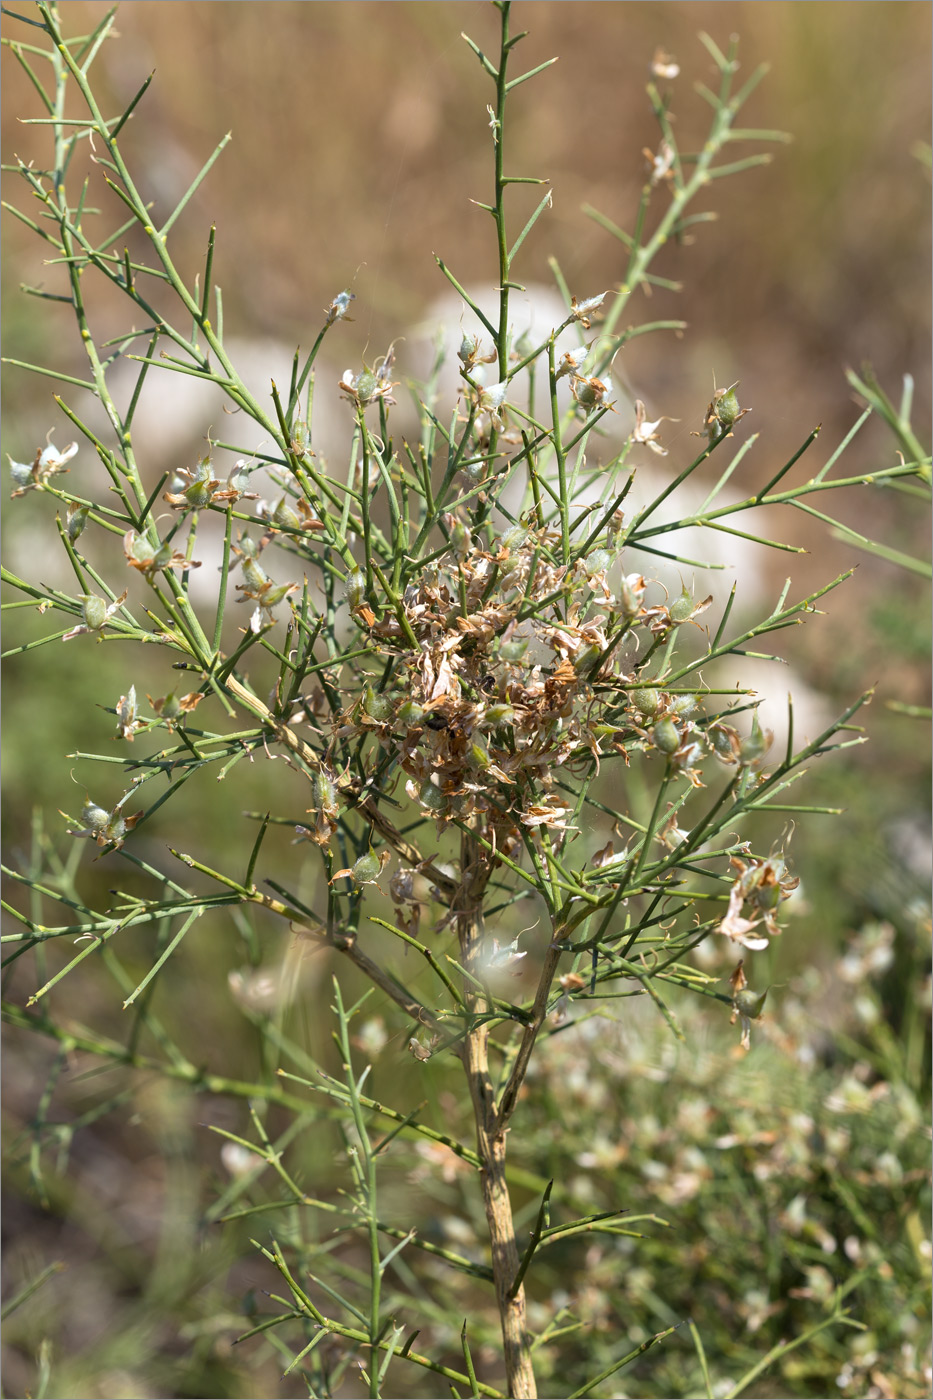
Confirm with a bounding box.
[351,848,383,883]
[630,687,661,717]
[310,769,337,813]
[652,716,680,754]
[397,700,425,726]
[670,585,695,622]
[585,548,612,577]
[81,595,109,630]
[364,686,393,722]
[272,497,301,531]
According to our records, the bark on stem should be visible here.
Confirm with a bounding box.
[458,831,537,1399]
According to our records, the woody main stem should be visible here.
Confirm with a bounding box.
[458,831,538,1399]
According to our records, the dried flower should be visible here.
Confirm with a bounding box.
[631,399,679,455]
[650,47,680,80]
[8,435,78,497]
[147,690,203,727]
[114,685,146,742]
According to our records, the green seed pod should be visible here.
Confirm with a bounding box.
[585,548,612,577]
[470,739,491,769]
[448,520,471,557]
[397,700,425,726]
[670,585,695,623]
[344,569,367,610]
[310,769,337,813]
[670,693,697,719]
[66,503,90,541]
[81,800,109,832]
[364,686,393,722]
[272,497,301,531]
[484,703,516,728]
[652,716,680,754]
[500,525,528,553]
[499,640,528,663]
[575,643,602,674]
[709,722,740,762]
[458,333,479,364]
[631,687,661,717]
[352,848,383,883]
[354,370,378,405]
[733,986,768,1020]
[716,384,742,430]
[81,595,109,630]
[740,712,772,764]
[184,479,214,509]
[419,782,447,814]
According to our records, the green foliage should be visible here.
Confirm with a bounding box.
[2,3,930,1398]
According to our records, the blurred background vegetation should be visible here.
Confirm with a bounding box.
[2,3,930,1397]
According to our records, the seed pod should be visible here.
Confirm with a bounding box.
[184,479,214,509]
[351,848,384,883]
[670,585,696,623]
[66,503,90,541]
[310,769,338,814]
[716,384,743,430]
[419,782,447,814]
[630,687,661,717]
[397,700,425,726]
[575,643,602,674]
[484,703,516,728]
[81,800,109,833]
[652,716,680,754]
[733,986,768,1020]
[470,739,491,769]
[354,370,378,405]
[709,722,741,762]
[344,569,367,610]
[585,548,612,577]
[81,595,109,630]
[740,712,773,764]
[272,497,301,531]
[364,686,393,722]
[670,693,697,719]
[499,640,527,663]
[500,525,528,553]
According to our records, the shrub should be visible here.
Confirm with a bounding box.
[2,4,929,1397]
